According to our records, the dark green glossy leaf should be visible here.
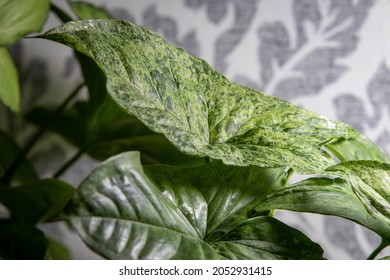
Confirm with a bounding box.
[26,99,203,165]
[144,161,292,236]
[66,151,323,259]
[0,179,74,224]
[0,47,19,111]
[326,135,389,162]
[255,161,390,242]
[210,217,323,260]
[69,1,111,20]
[0,220,48,259]
[0,130,38,184]
[40,19,359,174]
[0,0,50,46]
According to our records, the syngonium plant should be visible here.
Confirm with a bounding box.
[0,0,389,260]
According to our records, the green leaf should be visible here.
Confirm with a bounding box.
[0,220,48,259]
[210,217,323,260]
[45,238,71,260]
[27,39,202,166]
[26,104,86,149]
[0,130,38,184]
[0,48,19,112]
[66,151,324,260]
[0,179,75,224]
[326,134,389,162]
[255,161,390,242]
[0,0,50,46]
[380,256,390,260]
[26,100,203,165]
[40,19,359,174]
[69,1,112,20]
[144,161,292,236]
[76,52,108,113]
[50,3,73,23]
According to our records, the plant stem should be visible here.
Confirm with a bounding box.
[367,239,390,260]
[1,83,84,185]
[53,147,87,179]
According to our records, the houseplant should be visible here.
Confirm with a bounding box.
[0,0,389,259]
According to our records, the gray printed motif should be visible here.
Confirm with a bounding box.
[185,0,258,72]
[335,62,390,157]
[367,63,390,127]
[184,0,387,259]
[109,7,135,23]
[334,94,369,132]
[243,0,374,100]
[142,5,200,56]
[9,42,49,111]
[185,0,231,24]
[324,216,367,259]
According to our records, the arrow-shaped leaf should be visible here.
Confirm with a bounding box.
[66,151,324,259]
[40,19,359,174]
[255,161,390,242]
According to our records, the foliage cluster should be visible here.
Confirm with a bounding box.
[0,0,389,260]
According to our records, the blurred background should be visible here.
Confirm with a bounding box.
[1,0,390,259]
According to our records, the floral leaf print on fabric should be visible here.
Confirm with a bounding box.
[143,5,200,56]
[256,0,375,100]
[185,0,258,73]
[334,62,390,157]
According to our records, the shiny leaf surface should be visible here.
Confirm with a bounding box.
[66,152,324,259]
[255,161,390,242]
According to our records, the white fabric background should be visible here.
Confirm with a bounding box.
[4,0,390,259]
